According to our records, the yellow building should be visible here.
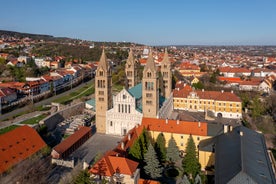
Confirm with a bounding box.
[141,117,223,170]
[173,83,242,119]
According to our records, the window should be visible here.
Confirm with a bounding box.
[147,72,152,78]
[128,105,130,113]
[146,93,152,98]
[99,71,104,76]
[110,121,113,126]
[123,94,126,99]
[98,91,104,95]
[118,104,120,112]
[181,143,184,146]
[99,97,104,101]
[180,135,183,139]
[125,104,127,113]
[197,137,200,141]
[122,104,124,113]
[145,82,154,90]
[146,100,152,105]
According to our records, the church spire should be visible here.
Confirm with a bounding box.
[161,48,169,65]
[144,49,157,72]
[126,48,135,65]
[98,49,108,71]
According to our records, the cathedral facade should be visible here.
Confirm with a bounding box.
[95,48,173,135]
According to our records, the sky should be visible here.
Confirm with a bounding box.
[0,0,276,45]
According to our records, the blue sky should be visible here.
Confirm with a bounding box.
[0,0,276,45]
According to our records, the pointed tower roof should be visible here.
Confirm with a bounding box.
[98,49,108,71]
[144,50,157,72]
[161,48,170,65]
[126,48,135,65]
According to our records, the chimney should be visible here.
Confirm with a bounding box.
[221,90,224,93]
[128,133,131,141]
[198,121,201,127]
[223,124,229,133]
[177,119,179,125]
[231,90,233,93]
[166,118,168,124]
[121,142,125,150]
[202,89,204,92]
[240,131,243,136]
[184,83,186,87]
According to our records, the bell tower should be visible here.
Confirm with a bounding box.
[142,50,159,118]
[125,49,139,88]
[95,49,112,133]
[160,48,172,99]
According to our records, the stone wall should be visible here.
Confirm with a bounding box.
[39,102,85,131]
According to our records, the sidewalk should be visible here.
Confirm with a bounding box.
[0,111,45,129]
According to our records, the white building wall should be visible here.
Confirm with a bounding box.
[106,89,143,136]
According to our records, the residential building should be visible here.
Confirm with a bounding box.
[173,83,242,119]
[89,151,140,184]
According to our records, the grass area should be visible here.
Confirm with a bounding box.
[20,114,48,125]
[35,105,51,111]
[0,125,19,135]
[53,83,95,105]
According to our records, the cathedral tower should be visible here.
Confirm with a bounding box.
[95,49,112,133]
[125,49,139,88]
[160,48,172,99]
[142,50,159,118]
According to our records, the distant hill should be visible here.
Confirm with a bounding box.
[0,30,55,40]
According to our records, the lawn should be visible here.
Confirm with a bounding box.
[20,114,48,125]
[0,125,19,135]
[53,83,95,104]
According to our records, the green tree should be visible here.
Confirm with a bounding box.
[182,135,201,179]
[192,81,204,89]
[144,143,162,179]
[128,128,150,161]
[166,136,180,164]
[73,169,91,184]
[154,133,166,163]
[251,96,265,118]
[129,138,143,161]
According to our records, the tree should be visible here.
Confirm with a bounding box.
[143,143,162,179]
[166,136,180,164]
[154,133,166,163]
[192,81,204,89]
[251,96,265,118]
[128,128,150,161]
[182,135,201,179]
[73,169,91,184]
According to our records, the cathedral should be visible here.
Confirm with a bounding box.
[95,48,173,135]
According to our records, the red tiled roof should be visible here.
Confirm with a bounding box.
[218,77,242,83]
[0,126,46,174]
[173,87,242,102]
[89,155,139,177]
[52,126,91,156]
[141,117,208,136]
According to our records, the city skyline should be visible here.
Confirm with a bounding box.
[1,0,276,45]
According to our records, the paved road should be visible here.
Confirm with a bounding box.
[0,79,94,122]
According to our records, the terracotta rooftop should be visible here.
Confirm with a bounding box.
[52,126,91,156]
[89,154,139,177]
[0,126,46,174]
[141,117,208,136]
